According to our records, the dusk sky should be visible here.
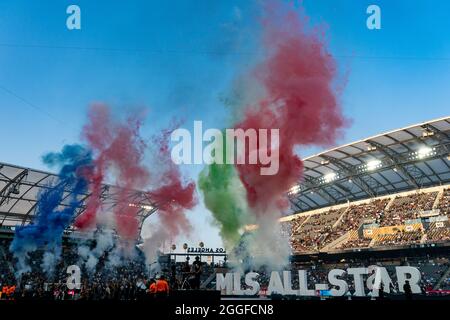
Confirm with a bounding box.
[1,0,449,250]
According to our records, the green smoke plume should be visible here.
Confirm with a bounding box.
[198,133,250,249]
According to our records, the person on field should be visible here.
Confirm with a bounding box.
[155,275,169,297]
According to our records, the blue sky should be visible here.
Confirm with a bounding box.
[0,0,449,250]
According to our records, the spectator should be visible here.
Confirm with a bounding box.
[155,275,169,297]
[403,280,412,300]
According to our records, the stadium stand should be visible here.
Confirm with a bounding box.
[436,188,450,216]
[380,192,438,227]
[426,221,450,243]
[287,186,450,253]
[289,208,345,251]
[338,237,372,250]
[372,230,423,247]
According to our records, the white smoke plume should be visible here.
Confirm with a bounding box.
[77,228,116,274]
[228,207,290,273]
[41,250,60,277]
[140,216,169,276]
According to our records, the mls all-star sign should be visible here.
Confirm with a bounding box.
[217,266,421,297]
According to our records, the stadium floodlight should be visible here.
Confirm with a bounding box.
[367,159,382,171]
[417,146,433,159]
[128,203,153,211]
[288,185,301,195]
[323,172,337,183]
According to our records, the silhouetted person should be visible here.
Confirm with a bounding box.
[191,256,203,289]
[403,280,412,300]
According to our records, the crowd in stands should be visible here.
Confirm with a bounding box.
[338,237,372,250]
[426,222,450,243]
[373,231,423,247]
[325,199,389,249]
[0,232,231,301]
[0,237,180,300]
[440,277,450,290]
[437,188,450,216]
[380,192,437,226]
[288,209,344,252]
[415,258,449,292]
[285,199,388,252]
[339,199,388,232]
[290,216,307,234]
[286,189,450,253]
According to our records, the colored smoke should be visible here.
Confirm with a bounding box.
[142,125,197,264]
[235,1,347,212]
[149,126,197,237]
[10,144,92,277]
[199,1,348,269]
[74,104,150,239]
[198,134,250,250]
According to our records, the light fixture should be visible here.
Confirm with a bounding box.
[417,146,433,159]
[288,185,301,195]
[367,160,382,171]
[324,172,337,183]
[128,203,154,211]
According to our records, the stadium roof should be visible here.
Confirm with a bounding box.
[288,116,450,212]
[0,162,157,233]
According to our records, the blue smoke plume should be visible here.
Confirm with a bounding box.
[10,144,93,278]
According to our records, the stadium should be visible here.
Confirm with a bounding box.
[2,3,450,318]
[1,117,449,301]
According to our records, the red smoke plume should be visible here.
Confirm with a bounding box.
[75,104,150,239]
[75,106,196,241]
[148,126,197,237]
[235,2,347,212]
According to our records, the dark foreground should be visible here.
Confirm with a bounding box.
[1,291,449,320]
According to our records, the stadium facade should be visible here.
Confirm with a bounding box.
[279,117,450,285]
